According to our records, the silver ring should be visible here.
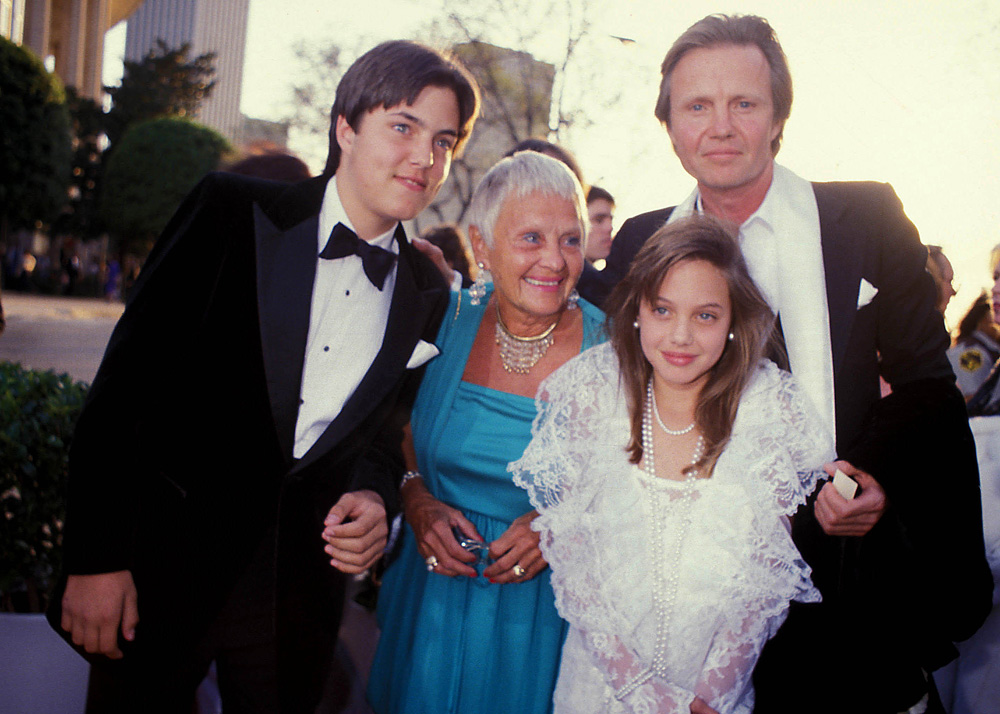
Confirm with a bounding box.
[512,564,526,577]
[425,555,439,571]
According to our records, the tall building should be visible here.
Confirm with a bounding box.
[124,0,249,142]
[17,0,144,99]
[1,0,26,43]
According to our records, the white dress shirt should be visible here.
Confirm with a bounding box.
[668,163,837,440]
[293,176,400,459]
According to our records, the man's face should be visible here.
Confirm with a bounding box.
[666,44,783,195]
[335,85,460,239]
[586,198,614,262]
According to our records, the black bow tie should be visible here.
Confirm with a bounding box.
[319,222,397,290]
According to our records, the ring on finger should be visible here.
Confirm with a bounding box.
[425,555,439,572]
[512,564,526,577]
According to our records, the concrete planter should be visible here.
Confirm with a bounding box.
[0,612,89,714]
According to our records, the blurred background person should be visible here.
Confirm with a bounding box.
[584,185,615,268]
[934,241,1000,714]
[419,224,474,287]
[506,138,585,186]
[948,292,1000,400]
[967,244,1000,416]
[368,151,605,714]
[224,146,312,183]
[926,245,957,316]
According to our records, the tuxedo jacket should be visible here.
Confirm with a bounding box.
[581,181,993,711]
[51,172,449,709]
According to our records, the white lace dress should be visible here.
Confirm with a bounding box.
[510,343,835,714]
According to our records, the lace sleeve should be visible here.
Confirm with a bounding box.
[737,363,837,514]
[580,628,696,714]
[510,343,621,511]
[691,589,790,713]
[510,343,637,635]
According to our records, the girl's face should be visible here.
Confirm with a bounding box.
[637,259,733,394]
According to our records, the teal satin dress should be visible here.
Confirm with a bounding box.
[368,288,605,714]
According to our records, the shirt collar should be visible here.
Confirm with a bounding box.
[317,176,400,255]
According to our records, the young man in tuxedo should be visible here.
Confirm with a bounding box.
[579,15,991,714]
[51,41,479,713]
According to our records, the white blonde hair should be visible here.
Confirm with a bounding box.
[466,151,588,250]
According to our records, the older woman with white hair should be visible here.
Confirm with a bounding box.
[367,151,605,714]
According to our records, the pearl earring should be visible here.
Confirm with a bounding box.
[633,320,640,329]
[728,332,735,341]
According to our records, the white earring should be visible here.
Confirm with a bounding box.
[470,262,489,305]
[633,320,640,329]
[728,332,735,341]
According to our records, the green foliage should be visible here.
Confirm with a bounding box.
[53,86,107,239]
[104,40,216,148]
[0,37,73,233]
[101,117,231,254]
[0,363,89,612]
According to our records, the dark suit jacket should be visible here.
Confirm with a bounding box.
[580,181,993,712]
[50,172,449,710]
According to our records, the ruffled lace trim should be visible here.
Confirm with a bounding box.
[510,343,836,711]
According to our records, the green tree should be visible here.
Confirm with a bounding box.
[104,40,217,149]
[100,117,231,256]
[53,86,106,240]
[0,37,72,242]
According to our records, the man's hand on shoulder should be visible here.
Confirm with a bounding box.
[814,460,888,537]
[322,490,388,573]
[61,570,138,659]
[411,236,460,288]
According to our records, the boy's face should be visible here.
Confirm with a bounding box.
[335,85,461,240]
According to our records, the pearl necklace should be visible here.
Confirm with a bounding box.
[494,305,558,374]
[626,380,703,691]
[650,385,695,435]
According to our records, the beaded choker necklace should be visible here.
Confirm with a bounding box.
[494,306,558,375]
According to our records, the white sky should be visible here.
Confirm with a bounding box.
[104,0,1000,326]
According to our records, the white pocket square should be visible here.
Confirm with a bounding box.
[857,278,878,309]
[406,339,440,369]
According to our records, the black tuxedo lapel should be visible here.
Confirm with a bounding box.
[254,204,317,460]
[814,184,865,378]
[291,225,438,474]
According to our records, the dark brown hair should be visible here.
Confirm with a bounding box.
[324,41,480,175]
[605,215,777,471]
[654,14,792,155]
[505,138,585,186]
[421,224,473,284]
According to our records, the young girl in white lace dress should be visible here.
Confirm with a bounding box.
[511,216,836,714]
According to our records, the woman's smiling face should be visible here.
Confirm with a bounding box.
[473,191,585,327]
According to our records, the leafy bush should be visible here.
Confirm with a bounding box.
[0,363,88,612]
[101,116,231,256]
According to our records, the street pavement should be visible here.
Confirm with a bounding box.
[0,292,123,383]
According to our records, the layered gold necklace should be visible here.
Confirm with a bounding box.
[494,305,559,374]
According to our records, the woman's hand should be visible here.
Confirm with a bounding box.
[404,480,482,578]
[690,697,720,714]
[484,510,547,583]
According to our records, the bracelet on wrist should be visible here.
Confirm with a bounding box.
[400,470,423,490]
